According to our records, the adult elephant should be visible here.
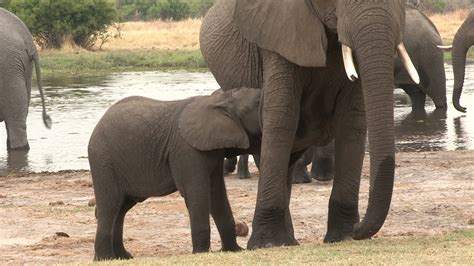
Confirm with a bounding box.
[0,8,51,150]
[201,0,419,248]
[450,9,474,113]
[225,4,448,183]
[395,4,447,112]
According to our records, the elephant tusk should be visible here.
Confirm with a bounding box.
[437,45,453,50]
[342,44,359,82]
[397,43,420,84]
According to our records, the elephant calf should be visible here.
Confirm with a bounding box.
[89,87,261,260]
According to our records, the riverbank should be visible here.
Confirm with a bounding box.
[39,49,206,76]
[37,10,473,76]
[0,150,473,263]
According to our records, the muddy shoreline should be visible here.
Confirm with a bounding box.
[0,150,473,264]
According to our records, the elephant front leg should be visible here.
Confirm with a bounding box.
[248,50,301,249]
[210,164,242,252]
[324,88,366,243]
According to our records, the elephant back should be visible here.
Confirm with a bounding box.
[0,8,37,59]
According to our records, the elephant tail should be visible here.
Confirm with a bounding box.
[33,53,52,129]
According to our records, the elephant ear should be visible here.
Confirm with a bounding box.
[178,96,250,151]
[234,0,328,67]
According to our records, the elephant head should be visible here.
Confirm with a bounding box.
[234,0,419,240]
[179,88,261,152]
[451,10,474,113]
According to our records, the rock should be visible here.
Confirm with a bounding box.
[468,217,474,225]
[88,198,96,207]
[49,201,64,206]
[55,232,70,238]
[235,221,249,237]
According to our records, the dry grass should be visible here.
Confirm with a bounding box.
[97,19,202,51]
[430,9,470,43]
[91,9,468,52]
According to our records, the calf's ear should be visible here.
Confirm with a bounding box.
[178,96,249,151]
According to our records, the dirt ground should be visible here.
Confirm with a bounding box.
[0,150,473,264]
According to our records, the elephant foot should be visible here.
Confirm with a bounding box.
[292,167,311,184]
[312,173,334,182]
[311,158,334,182]
[247,218,298,250]
[93,253,116,261]
[324,199,359,243]
[223,157,237,176]
[238,170,251,179]
[237,161,251,179]
[115,250,133,260]
[237,155,251,179]
[221,243,243,252]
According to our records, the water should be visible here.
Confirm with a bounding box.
[0,64,473,173]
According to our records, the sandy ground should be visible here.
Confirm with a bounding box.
[0,151,473,264]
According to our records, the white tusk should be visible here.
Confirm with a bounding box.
[342,45,358,82]
[437,45,453,50]
[397,43,420,85]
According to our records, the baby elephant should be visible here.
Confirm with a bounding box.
[89,87,261,260]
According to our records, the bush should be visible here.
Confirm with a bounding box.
[414,0,474,13]
[3,0,116,49]
[116,0,213,21]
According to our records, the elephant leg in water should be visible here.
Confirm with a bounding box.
[0,8,51,151]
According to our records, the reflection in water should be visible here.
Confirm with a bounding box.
[395,108,448,151]
[0,63,473,173]
[0,150,29,175]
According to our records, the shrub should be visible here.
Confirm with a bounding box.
[3,0,116,49]
[414,0,474,13]
[116,0,213,21]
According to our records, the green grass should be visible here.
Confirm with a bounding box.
[443,47,474,62]
[39,47,474,78]
[74,229,474,265]
[39,49,207,76]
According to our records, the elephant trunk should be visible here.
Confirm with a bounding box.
[351,20,396,240]
[451,22,472,113]
[33,53,52,128]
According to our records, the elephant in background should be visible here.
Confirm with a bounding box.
[225,4,446,184]
[89,88,260,260]
[395,4,447,112]
[201,0,419,248]
[0,8,51,151]
[450,9,474,113]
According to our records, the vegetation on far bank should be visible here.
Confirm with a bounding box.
[39,49,206,76]
[87,230,474,265]
[38,9,473,76]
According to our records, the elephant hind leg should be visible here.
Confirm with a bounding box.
[3,75,30,151]
[92,167,123,261]
[6,119,29,150]
[112,197,137,260]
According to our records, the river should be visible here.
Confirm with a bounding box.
[1,64,473,173]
